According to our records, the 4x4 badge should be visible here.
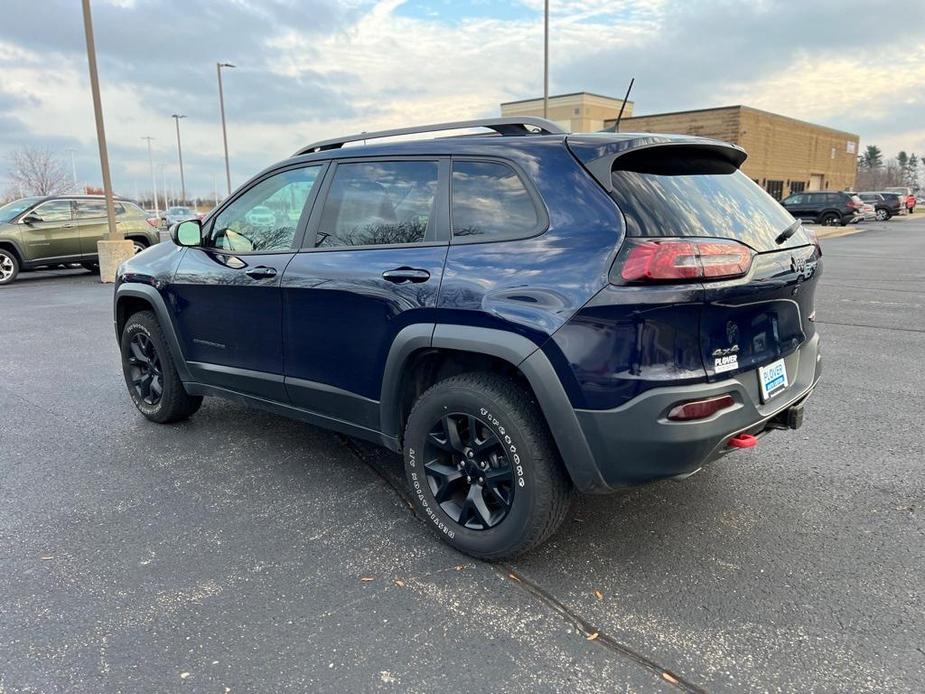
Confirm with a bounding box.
[791,256,807,274]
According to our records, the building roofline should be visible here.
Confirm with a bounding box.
[618,104,858,139]
[501,91,633,106]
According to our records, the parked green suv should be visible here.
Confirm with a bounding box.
[0,195,160,285]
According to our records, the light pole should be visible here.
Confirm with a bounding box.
[65,148,78,192]
[81,0,117,239]
[81,0,132,282]
[141,136,159,221]
[543,0,549,119]
[217,62,235,195]
[171,114,187,203]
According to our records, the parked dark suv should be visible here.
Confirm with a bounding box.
[859,192,904,220]
[779,190,860,226]
[113,118,822,558]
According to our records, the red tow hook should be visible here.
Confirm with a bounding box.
[728,433,758,449]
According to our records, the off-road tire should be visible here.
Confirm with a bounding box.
[403,372,572,560]
[0,248,19,285]
[120,310,202,423]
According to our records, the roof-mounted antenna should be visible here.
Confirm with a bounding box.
[611,77,635,132]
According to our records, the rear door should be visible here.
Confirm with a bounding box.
[607,149,821,402]
[20,199,80,262]
[281,158,449,429]
[75,199,109,257]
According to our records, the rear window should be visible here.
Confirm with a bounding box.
[609,148,809,251]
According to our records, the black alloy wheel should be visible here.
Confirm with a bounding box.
[126,332,163,405]
[423,412,515,530]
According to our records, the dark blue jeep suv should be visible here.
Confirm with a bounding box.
[114,117,822,559]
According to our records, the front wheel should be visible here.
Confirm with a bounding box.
[403,373,572,559]
[120,310,202,423]
[0,249,19,285]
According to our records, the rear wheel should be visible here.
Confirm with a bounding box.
[0,249,19,285]
[875,208,890,221]
[820,211,841,226]
[403,373,572,559]
[120,310,202,423]
[130,239,147,254]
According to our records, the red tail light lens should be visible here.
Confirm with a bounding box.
[615,238,753,283]
[667,394,736,421]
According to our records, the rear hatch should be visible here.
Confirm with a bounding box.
[601,144,821,386]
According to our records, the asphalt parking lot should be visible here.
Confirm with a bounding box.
[1,219,923,693]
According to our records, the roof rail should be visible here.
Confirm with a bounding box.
[294,117,567,155]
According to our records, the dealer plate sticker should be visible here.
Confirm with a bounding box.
[758,358,788,402]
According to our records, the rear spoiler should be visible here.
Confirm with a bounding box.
[566,134,748,193]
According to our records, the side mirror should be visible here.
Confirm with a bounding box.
[20,214,41,225]
[172,219,202,247]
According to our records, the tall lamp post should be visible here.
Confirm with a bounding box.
[216,62,235,195]
[141,136,159,221]
[171,114,187,203]
[65,148,79,192]
[543,0,549,119]
[81,0,133,282]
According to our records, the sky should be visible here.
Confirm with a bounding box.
[1,0,924,200]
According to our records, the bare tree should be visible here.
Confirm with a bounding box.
[5,146,72,196]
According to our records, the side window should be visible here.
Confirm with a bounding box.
[451,161,539,238]
[785,195,803,205]
[210,165,322,253]
[32,200,73,222]
[76,200,107,219]
[315,161,439,248]
[114,203,126,216]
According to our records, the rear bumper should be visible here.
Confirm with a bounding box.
[573,333,822,491]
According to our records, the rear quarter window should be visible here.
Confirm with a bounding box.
[451,160,541,239]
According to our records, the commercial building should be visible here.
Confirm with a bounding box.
[500,92,632,133]
[501,93,859,199]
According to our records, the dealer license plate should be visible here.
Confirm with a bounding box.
[758,359,788,402]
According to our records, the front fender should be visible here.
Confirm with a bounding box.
[113,282,192,382]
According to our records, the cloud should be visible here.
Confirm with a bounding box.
[1,0,924,198]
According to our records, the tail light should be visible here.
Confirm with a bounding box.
[846,198,861,210]
[667,393,736,421]
[146,217,159,228]
[613,238,753,284]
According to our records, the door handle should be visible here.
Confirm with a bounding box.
[245,266,278,280]
[381,267,431,284]
[63,223,76,228]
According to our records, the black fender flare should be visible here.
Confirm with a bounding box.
[114,283,192,382]
[379,324,606,492]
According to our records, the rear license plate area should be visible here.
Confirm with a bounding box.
[758,358,788,402]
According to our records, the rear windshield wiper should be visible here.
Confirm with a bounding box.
[775,220,801,245]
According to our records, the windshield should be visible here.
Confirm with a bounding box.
[0,197,42,223]
[609,149,812,251]
[169,207,191,214]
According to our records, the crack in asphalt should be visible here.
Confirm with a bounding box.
[340,436,704,693]
[815,319,925,334]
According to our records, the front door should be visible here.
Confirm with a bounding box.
[281,159,449,430]
[20,199,80,263]
[167,164,326,400]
